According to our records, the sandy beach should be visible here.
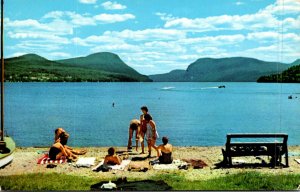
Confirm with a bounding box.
[1,146,300,181]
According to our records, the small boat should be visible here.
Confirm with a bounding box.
[0,136,16,168]
[288,95,292,99]
[218,85,226,88]
[0,0,15,168]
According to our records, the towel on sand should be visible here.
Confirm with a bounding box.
[152,159,187,170]
[75,157,96,167]
[92,159,131,171]
[295,159,300,164]
[37,154,67,164]
[182,159,208,169]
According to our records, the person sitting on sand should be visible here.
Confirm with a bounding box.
[49,129,78,160]
[104,147,122,165]
[156,137,173,164]
[139,106,153,154]
[54,128,87,155]
[144,114,157,158]
[127,119,140,151]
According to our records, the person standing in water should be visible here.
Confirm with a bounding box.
[139,106,152,154]
[144,114,157,158]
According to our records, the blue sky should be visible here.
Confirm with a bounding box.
[3,0,300,74]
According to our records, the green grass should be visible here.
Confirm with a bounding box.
[155,172,300,190]
[0,173,99,190]
[0,172,299,190]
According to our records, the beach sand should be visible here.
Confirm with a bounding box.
[1,146,300,180]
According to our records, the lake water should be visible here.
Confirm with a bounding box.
[3,82,300,147]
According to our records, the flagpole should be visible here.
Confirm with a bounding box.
[0,0,4,142]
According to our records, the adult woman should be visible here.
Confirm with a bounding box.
[156,137,173,164]
[127,119,140,151]
[104,147,122,165]
[139,106,152,154]
[144,114,157,158]
[49,128,77,160]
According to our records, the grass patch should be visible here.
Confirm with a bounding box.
[153,172,300,190]
[0,173,99,190]
[0,172,299,190]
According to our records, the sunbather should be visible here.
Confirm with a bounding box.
[104,147,122,165]
[54,128,86,155]
[144,114,157,158]
[49,135,77,161]
[127,119,140,151]
[139,106,153,154]
[156,137,173,164]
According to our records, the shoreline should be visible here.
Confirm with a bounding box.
[1,146,300,180]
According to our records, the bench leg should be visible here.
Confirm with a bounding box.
[285,147,289,167]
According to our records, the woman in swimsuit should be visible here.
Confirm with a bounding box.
[49,128,78,160]
[144,114,157,158]
[139,106,152,154]
[156,137,173,164]
[127,119,140,151]
[104,147,122,165]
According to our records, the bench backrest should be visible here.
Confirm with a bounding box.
[226,133,288,144]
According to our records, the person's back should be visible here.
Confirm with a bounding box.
[157,137,173,164]
[104,147,122,165]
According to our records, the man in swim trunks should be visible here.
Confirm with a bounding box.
[127,119,140,151]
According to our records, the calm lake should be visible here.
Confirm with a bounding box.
[4,82,300,147]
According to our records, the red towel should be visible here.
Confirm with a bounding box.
[37,154,67,164]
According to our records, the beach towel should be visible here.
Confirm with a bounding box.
[182,159,208,169]
[92,159,131,171]
[152,163,178,170]
[75,157,96,168]
[295,159,300,164]
[128,161,150,172]
[152,159,187,170]
[37,154,67,164]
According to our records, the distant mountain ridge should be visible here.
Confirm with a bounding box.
[150,57,296,82]
[5,52,151,82]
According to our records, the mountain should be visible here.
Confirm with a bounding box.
[149,57,293,82]
[257,64,300,83]
[5,53,151,82]
[57,52,148,81]
[291,59,300,66]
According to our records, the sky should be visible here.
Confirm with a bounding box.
[3,0,300,75]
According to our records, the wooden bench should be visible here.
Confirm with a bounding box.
[222,133,288,167]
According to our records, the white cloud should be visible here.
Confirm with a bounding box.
[177,34,245,46]
[101,1,127,10]
[158,0,300,33]
[103,28,186,41]
[261,0,300,15]
[48,52,71,58]
[79,0,97,4]
[91,43,140,53]
[235,1,245,6]
[8,32,70,44]
[144,41,186,53]
[72,35,123,46]
[94,13,135,23]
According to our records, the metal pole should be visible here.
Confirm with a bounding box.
[1,0,4,142]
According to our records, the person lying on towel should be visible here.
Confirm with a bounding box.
[156,137,173,164]
[104,147,122,165]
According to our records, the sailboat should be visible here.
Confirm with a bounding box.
[0,0,15,168]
